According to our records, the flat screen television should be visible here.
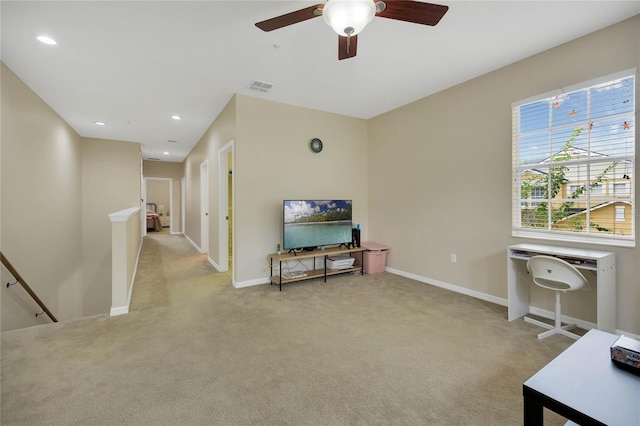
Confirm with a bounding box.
[283,200,352,251]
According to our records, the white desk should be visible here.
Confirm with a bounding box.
[508,243,616,333]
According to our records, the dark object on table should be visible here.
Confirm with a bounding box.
[610,335,640,376]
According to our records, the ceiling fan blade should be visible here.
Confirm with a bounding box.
[255,4,324,32]
[376,1,448,26]
[338,35,358,60]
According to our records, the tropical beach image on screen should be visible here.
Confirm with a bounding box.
[283,200,352,250]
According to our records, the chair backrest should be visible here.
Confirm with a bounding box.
[526,255,590,292]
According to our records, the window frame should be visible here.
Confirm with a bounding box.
[512,69,636,248]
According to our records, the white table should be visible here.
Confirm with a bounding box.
[524,329,639,425]
[508,243,616,333]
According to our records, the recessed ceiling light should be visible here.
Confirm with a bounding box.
[94,121,106,126]
[37,35,57,45]
[171,115,181,120]
[163,152,170,155]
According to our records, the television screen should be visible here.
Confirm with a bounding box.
[283,200,352,250]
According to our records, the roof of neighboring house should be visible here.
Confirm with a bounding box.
[557,200,632,223]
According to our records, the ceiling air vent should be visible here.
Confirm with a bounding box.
[147,157,160,161]
[249,80,273,93]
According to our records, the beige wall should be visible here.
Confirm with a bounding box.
[0,64,142,330]
[143,160,183,233]
[368,16,640,334]
[1,63,84,329]
[81,138,141,316]
[1,63,142,328]
[146,180,170,214]
[183,95,236,257]
[182,94,368,284]
[234,95,368,283]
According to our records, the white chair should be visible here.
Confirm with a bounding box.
[524,255,590,340]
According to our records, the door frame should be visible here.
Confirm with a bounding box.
[218,140,234,274]
[141,177,147,237]
[200,160,209,254]
[181,176,186,235]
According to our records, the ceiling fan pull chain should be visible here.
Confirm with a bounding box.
[344,26,354,53]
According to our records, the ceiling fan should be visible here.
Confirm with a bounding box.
[255,0,449,60]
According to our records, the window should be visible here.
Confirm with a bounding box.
[531,186,545,199]
[568,184,583,195]
[590,183,605,196]
[512,70,635,247]
[610,182,630,195]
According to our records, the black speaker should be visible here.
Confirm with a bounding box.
[352,228,361,248]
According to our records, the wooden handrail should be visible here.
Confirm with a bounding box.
[1,251,58,322]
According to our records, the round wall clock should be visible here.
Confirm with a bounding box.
[309,138,323,153]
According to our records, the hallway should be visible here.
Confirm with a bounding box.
[131,230,228,312]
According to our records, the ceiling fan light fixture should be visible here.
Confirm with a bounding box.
[322,0,376,37]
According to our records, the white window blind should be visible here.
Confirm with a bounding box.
[512,70,635,247]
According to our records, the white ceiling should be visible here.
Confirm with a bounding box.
[2,1,638,162]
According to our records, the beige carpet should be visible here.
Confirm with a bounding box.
[1,232,573,425]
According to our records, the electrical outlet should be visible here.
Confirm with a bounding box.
[450,253,457,263]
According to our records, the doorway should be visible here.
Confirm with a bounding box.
[144,177,173,234]
[200,160,209,254]
[218,140,234,275]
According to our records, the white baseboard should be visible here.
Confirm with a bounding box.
[110,305,129,316]
[385,266,639,339]
[184,234,203,253]
[619,330,640,339]
[234,277,270,289]
[183,261,640,339]
[385,267,507,307]
[208,256,221,272]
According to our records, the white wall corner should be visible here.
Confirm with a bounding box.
[109,224,143,317]
[118,237,143,317]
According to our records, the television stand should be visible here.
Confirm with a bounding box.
[268,246,365,291]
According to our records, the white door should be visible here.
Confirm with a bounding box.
[200,160,209,254]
